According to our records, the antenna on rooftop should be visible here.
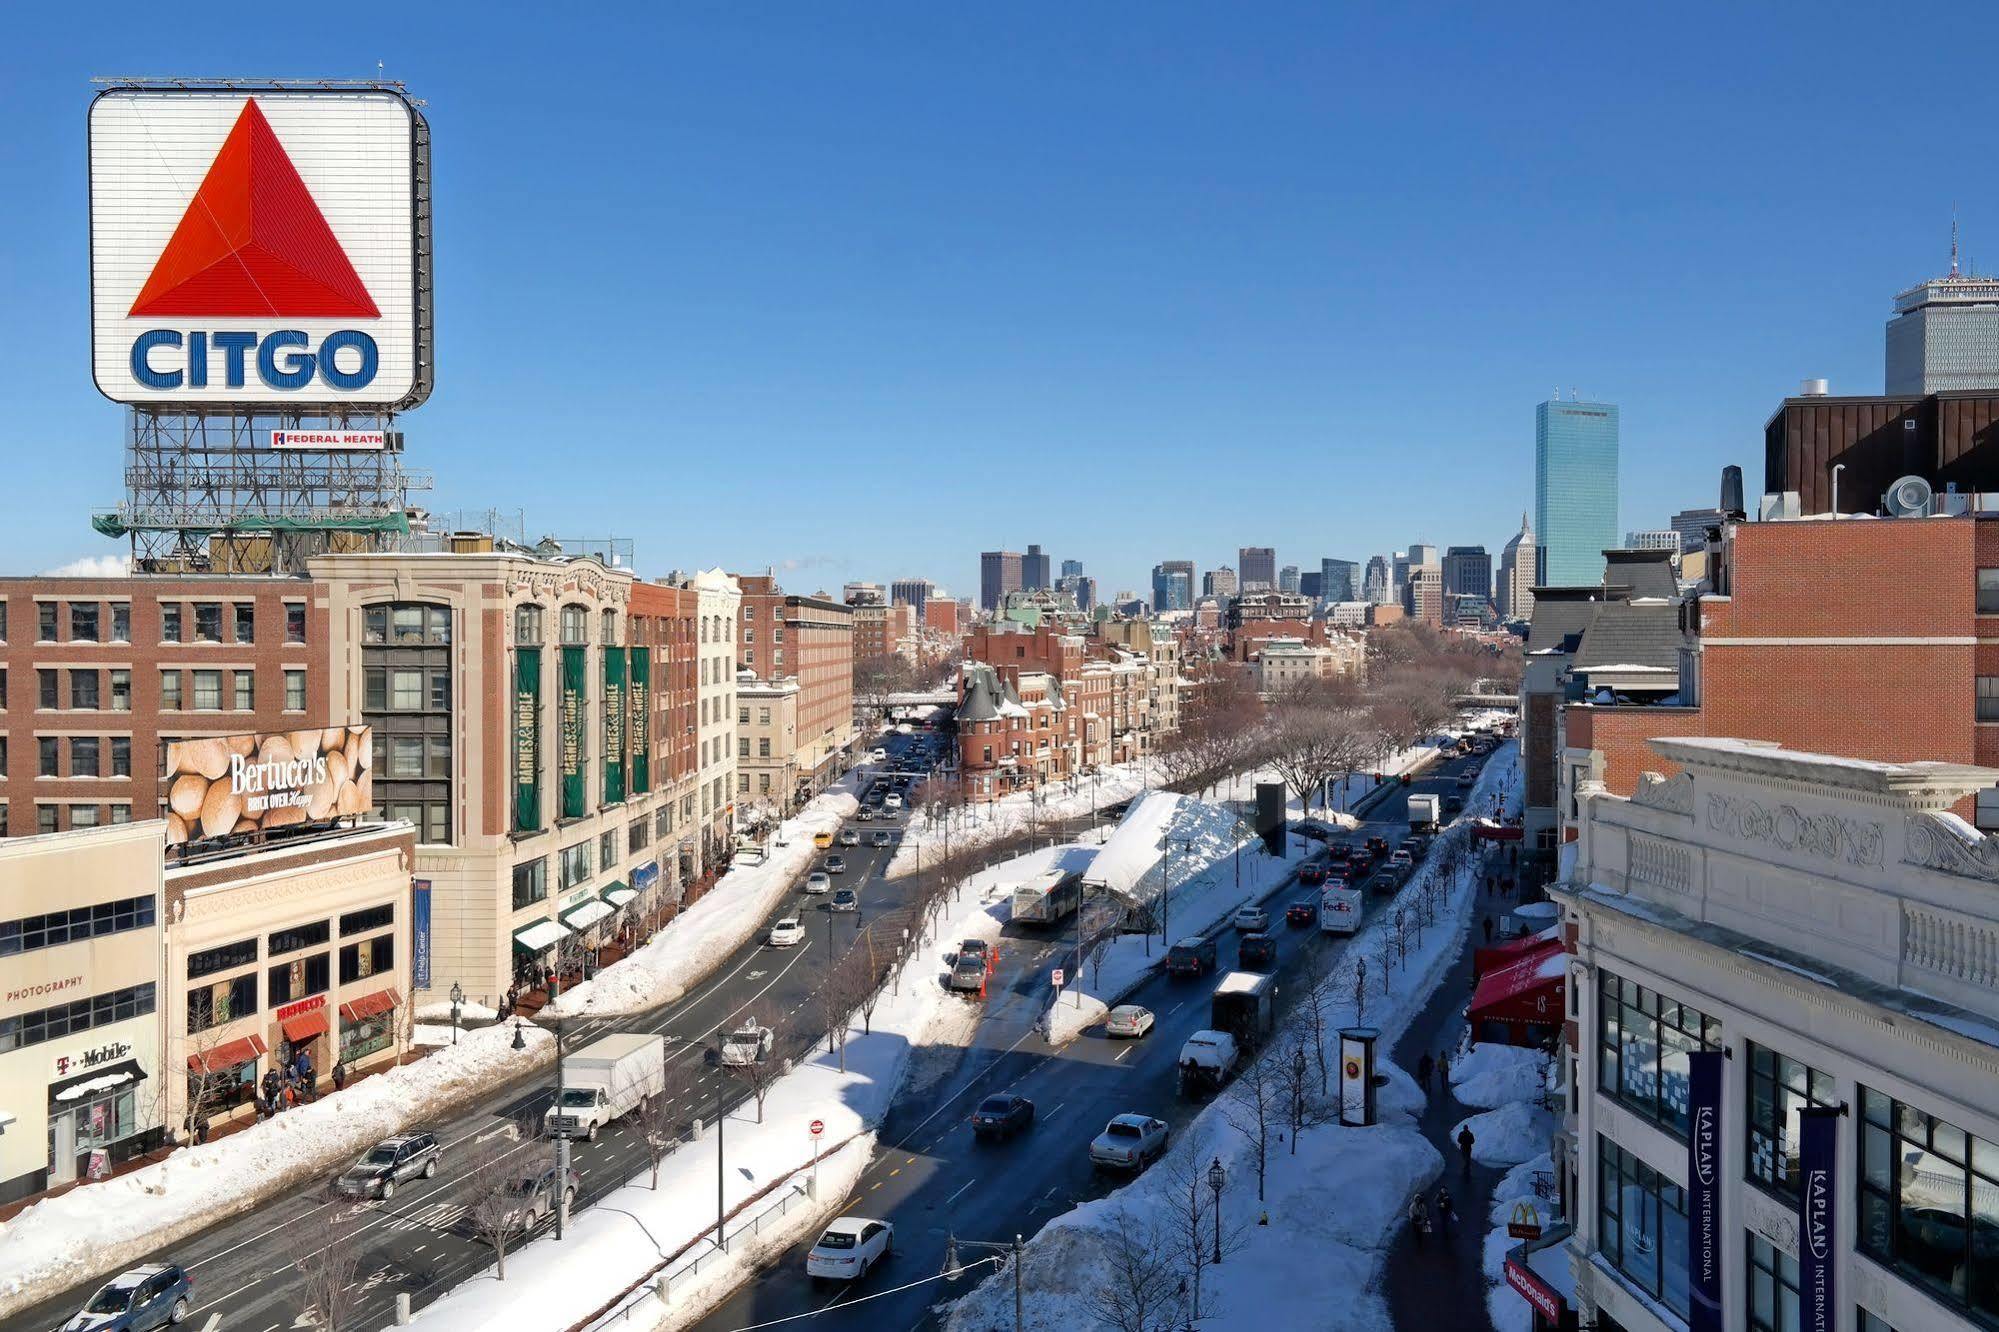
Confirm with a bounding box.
[1952,205,1961,278]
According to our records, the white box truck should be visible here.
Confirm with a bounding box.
[1406,792,1441,832]
[544,1032,666,1141]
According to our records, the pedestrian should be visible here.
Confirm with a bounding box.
[331,1061,348,1093]
[1457,1124,1476,1176]
[1408,1193,1431,1246]
[1481,915,1494,944]
[1434,1184,1458,1233]
[1417,1052,1433,1090]
[296,1049,314,1099]
[1438,1051,1451,1085]
[193,1114,210,1144]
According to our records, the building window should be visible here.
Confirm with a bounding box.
[1857,1312,1900,1332]
[0,981,155,1054]
[1859,1086,1999,1324]
[71,737,100,778]
[192,670,222,711]
[267,954,330,1007]
[1745,1041,1837,1200]
[629,818,649,854]
[233,671,254,711]
[286,602,307,643]
[340,903,394,935]
[655,805,671,838]
[110,803,131,824]
[758,738,771,757]
[758,707,771,725]
[1747,1232,1800,1332]
[561,841,591,889]
[187,974,258,1034]
[110,669,130,711]
[39,737,59,777]
[194,602,222,643]
[738,705,749,724]
[188,937,259,979]
[1979,569,1999,615]
[338,935,394,984]
[268,920,331,957]
[110,736,131,777]
[1597,969,1722,1138]
[71,670,99,710]
[366,603,452,645]
[233,603,254,642]
[738,737,750,758]
[39,603,57,641]
[161,670,182,711]
[599,828,618,868]
[1597,1135,1690,1319]
[38,804,59,834]
[109,601,129,641]
[70,603,99,642]
[161,603,183,643]
[513,857,548,910]
[560,604,588,645]
[1,894,157,956]
[1981,677,1999,723]
[285,669,306,711]
[515,604,544,644]
[38,668,57,710]
[602,608,617,643]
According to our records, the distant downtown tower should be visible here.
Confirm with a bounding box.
[1534,396,1620,586]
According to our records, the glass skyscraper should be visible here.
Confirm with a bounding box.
[1534,398,1620,587]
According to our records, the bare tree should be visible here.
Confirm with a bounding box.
[461,1123,539,1281]
[629,1055,701,1186]
[1301,945,1338,1094]
[1222,1053,1281,1202]
[1275,1032,1332,1157]
[852,927,888,1035]
[290,1219,363,1329]
[853,652,919,733]
[1082,1206,1185,1332]
[722,1014,795,1124]
[1158,1156,1247,1326]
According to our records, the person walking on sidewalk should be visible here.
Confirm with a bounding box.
[1481,915,1495,944]
[1407,1193,1432,1247]
[1417,1052,1433,1091]
[1456,1125,1476,1176]
[1437,1050,1451,1086]
[331,1060,348,1093]
[1434,1185,1459,1245]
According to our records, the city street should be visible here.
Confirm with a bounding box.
[2,731,986,1332]
[689,749,1479,1332]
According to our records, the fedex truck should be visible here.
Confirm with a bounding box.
[1319,882,1363,936]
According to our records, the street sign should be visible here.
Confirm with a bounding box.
[1051,968,1065,988]
[809,1118,824,1137]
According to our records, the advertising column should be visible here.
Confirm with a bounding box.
[514,647,541,832]
[629,647,650,795]
[560,646,587,820]
[603,645,627,806]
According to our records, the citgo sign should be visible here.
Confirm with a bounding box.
[89,88,431,410]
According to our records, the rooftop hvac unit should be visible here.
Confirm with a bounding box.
[1800,377,1830,396]
[1883,475,1934,517]
[1758,491,1802,521]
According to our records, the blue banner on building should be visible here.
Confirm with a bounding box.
[632,860,659,893]
[1799,1107,1839,1332]
[412,879,432,991]
[1687,1050,1724,1332]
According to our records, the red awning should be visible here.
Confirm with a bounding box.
[1468,941,1567,1028]
[279,1008,330,1045]
[187,1033,267,1074]
[1474,926,1562,978]
[340,988,402,1024]
[1474,822,1524,842]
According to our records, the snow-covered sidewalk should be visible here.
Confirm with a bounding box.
[942,745,1526,1332]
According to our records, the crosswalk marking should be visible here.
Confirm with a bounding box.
[391,1200,468,1232]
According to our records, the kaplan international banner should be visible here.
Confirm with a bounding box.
[1687,1050,1724,1332]
[629,648,650,794]
[560,646,587,819]
[1798,1108,1839,1332]
[164,726,373,846]
[514,648,541,832]
[603,647,627,806]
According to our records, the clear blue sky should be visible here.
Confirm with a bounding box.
[3,3,1991,596]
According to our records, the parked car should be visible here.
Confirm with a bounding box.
[1238,932,1277,970]
[498,1165,581,1236]
[971,1093,1036,1138]
[1285,899,1318,927]
[825,854,847,874]
[1104,1004,1155,1038]
[1232,905,1269,932]
[806,1216,894,1281]
[948,954,988,993]
[768,917,805,947]
[830,887,859,912]
[959,938,993,969]
[804,870,832,894]
[335,1131,441,1200]
[872,830,893,848]
[1090,1114,1169,1170]
[838,828,860,847]
[1165,935,1217,977]
[63,1264,192,1332]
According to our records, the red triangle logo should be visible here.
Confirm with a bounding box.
[128,99,380,319]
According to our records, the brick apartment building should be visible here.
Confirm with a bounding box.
[735,574,856,800]
[957,623,1176,790]
[1559,514,1999,832]
[0,576,330,838]
[956,662,1075,797]
[923,598,962,638]
[850,598,915,663]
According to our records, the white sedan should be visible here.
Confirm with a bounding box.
[767,917,805,947]
[1104,1005,1154,1039]
[804,871,832,894]
[806,1216,894,1281]
[1232,905,1269,932]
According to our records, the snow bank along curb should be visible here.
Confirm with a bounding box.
[883,759,1153,879]
[0,781,865,1317]
[405,878,1009,1331]
[942,743,1523,1332]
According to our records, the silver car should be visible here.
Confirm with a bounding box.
[1104,1005,1155,1039]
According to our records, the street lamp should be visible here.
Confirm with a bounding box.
[449,981,464,1047]
[943,1232,1026,1331]
[510,1018,527,1051]
[710,1028,728,1254]
[1207,1157,1226,1264]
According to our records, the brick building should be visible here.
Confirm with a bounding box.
[957,623,1177,787]
[735,574,855,800]
[850,599,916,663]
[955,662,1073,797]
[0,575,329,838]
[923,598,962,637]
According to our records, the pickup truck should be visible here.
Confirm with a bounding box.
[544,1033,665,1141]
[1178,1029,1241,1093]
[719,1023,774,1067]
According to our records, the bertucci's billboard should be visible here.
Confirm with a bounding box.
[164,727,373,847]
[89,87,431,410]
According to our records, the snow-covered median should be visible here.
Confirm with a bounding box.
[883,759,1154,877]
[0,1021,558,1317]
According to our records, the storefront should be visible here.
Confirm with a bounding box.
[1505,1224,1578,1331]
[0,822,166,1202]
[1466,935,1565,1048]
[338,988,401,1064]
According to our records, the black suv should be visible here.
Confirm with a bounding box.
[336,1131,442,1200]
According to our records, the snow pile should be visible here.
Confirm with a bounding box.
[1451,1043,1554,1110]
[1485,1152,1556,1332]
[945,744,1526,1332]
[0,1021,558,1317]
[415,998,499,1023]
[1079,789,1194,901]
[407,875,1013,1332]
[883,759,1155,877]
[1453,1100,1561,1168]
[542,786,858,1018]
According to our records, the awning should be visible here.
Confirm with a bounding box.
[188,1034,267,1075]
[1468,940,1567,1029]
[601,883,637,908]
[340,988,402,1024]
[512,919,572,953]
[279,1007,330,1045]
[1474,925,1562,978]
[50,1059,148,1105]
[560,898,616,931]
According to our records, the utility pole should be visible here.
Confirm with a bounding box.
[552,1018,568,1241]
[714,1030,727,1253]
